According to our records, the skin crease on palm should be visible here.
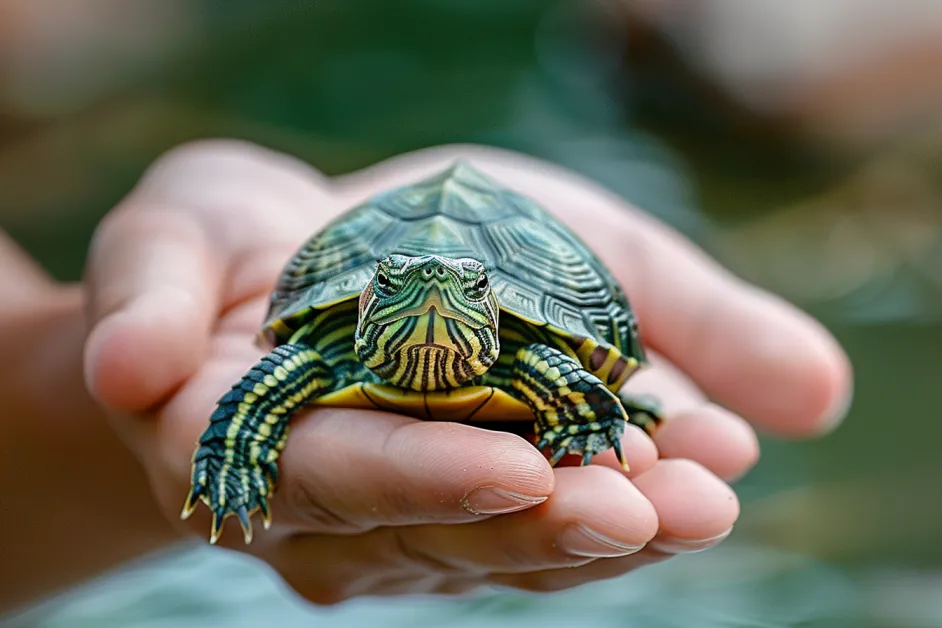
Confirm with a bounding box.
[83,141,853,602]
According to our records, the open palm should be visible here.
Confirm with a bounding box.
[83,141,851,601]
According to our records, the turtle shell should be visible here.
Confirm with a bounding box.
[264,162,644,360]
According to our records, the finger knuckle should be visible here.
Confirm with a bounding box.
[380,484,424,522]
[88,207,140,259]
[285,479,361,533]
[498,537,575,570]
[389,530,466,575]
[661,457,709,476]
[148,139,268,175]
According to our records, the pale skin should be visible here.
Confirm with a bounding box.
[0,141,852,610]
[0,233,177,613]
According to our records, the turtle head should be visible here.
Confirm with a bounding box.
[354,254,501,391]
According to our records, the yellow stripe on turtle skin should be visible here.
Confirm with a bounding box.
[550,330,640,393]
[209,360,325,543]
[534,323,659,438]
[510,342,631,470]
[360,310,491,392]
[492,315,642,394]
[183,341,336,545]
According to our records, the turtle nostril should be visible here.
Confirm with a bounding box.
[436,267,445,276]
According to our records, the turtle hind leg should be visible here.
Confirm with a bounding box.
[618,392,664,437]
[182,343,335,544]
[511,343,631,471]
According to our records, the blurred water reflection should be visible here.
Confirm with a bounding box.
[10,543,862,628]
[2,0,941,626]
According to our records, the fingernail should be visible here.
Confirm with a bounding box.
[647,527,733,554]
[558,524,645,558]
[462,486,548,515]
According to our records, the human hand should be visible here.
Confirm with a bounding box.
[0,232,176,613]
[83,141,852,601]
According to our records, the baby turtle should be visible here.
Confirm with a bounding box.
[183,162,663,543]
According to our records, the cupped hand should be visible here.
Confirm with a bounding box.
[83,141,851,602]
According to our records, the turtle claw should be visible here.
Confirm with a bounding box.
[204,505,256,545]
[547,440,571,467]
[516,344,635,473]
[184,453,277,545]
[236,506,254,544]
[612,440,630,473]
[536,420,629,471]
[259,497,272,530]
[210,513,223,545]
[180,487,200,520]
[535,435,572,467]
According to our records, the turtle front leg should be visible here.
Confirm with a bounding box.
[181,343,335,544]
[511,343,632,470]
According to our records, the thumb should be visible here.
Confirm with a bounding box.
[83,207,222,413]
[82,140,337,414]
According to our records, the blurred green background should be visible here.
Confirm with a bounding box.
[3,1,941,626]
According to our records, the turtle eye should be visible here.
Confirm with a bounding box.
[376,272,390,290]
[467,273,489,299]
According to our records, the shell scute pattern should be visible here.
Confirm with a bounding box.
[264,162,633,351]
[482,216,610,301]
[379,215,484,260]
[373,166,517,224]
[266,206,394,325]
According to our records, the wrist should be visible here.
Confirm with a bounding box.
[1,286,182,613]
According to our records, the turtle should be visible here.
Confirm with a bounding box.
[182,162,664,544]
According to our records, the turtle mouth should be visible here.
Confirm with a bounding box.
[409,306,473,353]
